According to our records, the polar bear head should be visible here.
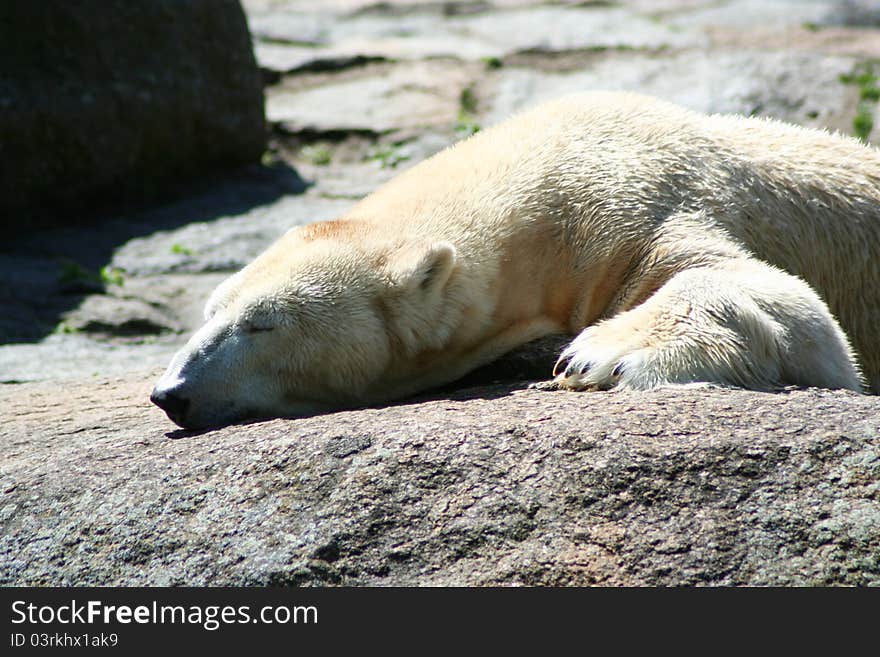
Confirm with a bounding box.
[150,221,461,429]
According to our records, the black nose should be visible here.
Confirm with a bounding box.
[150,388,190,424]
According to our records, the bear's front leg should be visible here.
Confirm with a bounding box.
[542,259,864,393]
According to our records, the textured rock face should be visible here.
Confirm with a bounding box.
[0,1,265,230]
[1,374,878,586]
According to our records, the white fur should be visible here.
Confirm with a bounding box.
[153,91,880,428]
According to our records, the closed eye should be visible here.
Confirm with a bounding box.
[241,318,275,334]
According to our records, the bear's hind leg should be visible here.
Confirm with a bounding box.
[545,259,864,393]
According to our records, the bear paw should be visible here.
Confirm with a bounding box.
[531,323,666,392]
[555,326,646,390]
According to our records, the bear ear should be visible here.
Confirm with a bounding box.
[389,241,457,294]
[203,270,243,320]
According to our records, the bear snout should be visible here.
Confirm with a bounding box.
[150,387,191,427]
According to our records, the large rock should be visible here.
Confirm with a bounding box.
[0,1,266,231]
[1,366,878,586]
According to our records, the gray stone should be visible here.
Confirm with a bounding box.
[254,33,495,75]
[822,0,880,27]
[457,5,700,52]
[0,337,180,384]
[482,49,862,139]
[61,296,181,338]
[111,196,354,276]
[251,2,700,75]
[1,1,266,230]
[1,375,878,586]
[247,10,332,45]
[295,161,403,200]
[656,0,834,30]
[294,132,458,200]
[704,23,880,60]
[58,273,232,342]
[267,61,479,136]
[254,43,391,76]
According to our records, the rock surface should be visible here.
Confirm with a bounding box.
[2,0,879,586]
[1,375,878,586]
[1,1,266,230]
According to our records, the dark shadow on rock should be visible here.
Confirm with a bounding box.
[165,428,210,440]
[434,335,570,390]
[165,425,240,441]
[0,162,308,345]
[164,408,306,439]
[386,378,537,411]
[366,334,569,410]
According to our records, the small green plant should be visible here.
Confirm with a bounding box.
[482,56,503,70]
[99,266,126,287]
[54,321,79,335]
[301,144,333,166]
[171,243,195,256]
[459,86,478,116]
[802,22,820,32]
[854,106,874,142]
[861,86,880,102]
[454,111,481,138]
[260,151,280,167]
[840,61,880,141]
[839,62,880,96]
[366,144,410,169]
[58,259,125,289]
[455,85,482,138]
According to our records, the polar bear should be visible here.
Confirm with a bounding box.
[151,91,880,429]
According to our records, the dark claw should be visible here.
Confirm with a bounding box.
[611,362,625,377]
[565,360,592,377]
[552,353,573,377]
